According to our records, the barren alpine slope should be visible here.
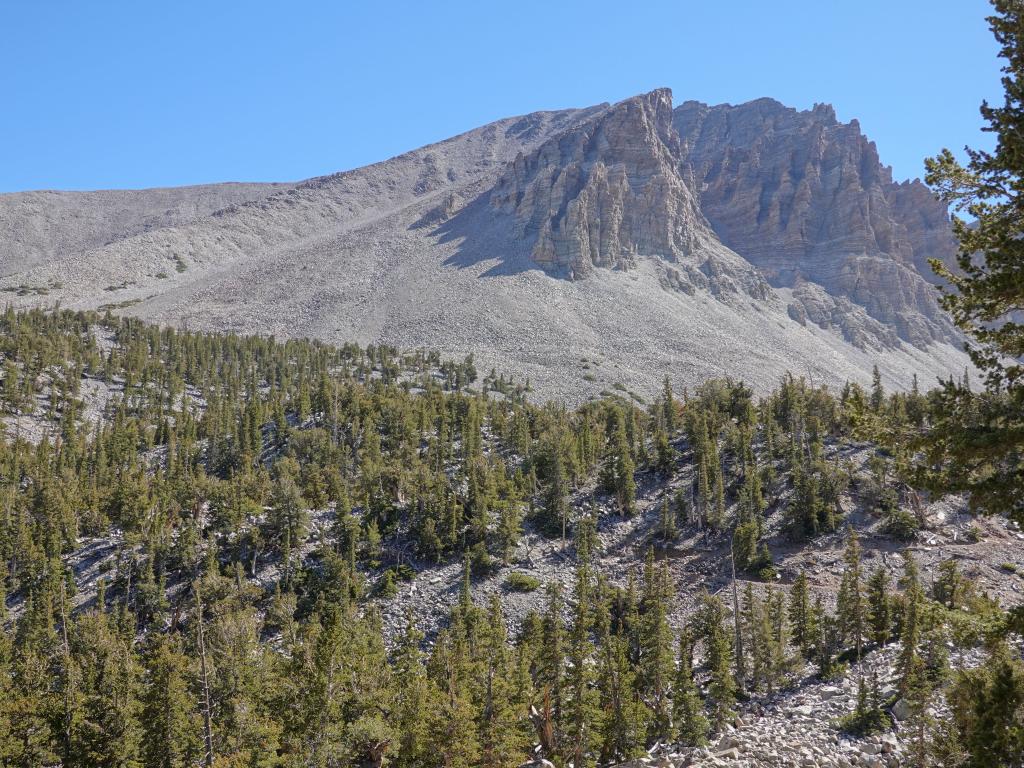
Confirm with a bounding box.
[0,181,293,277]
[0,89,970,403]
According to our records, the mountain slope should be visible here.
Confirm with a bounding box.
[674,98,959,348]
[0,90,970,403]
[0,182,292,277]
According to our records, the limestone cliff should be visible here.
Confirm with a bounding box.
[491,91,708,275]
[673,98,958,347]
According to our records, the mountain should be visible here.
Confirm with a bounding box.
[0,182,292,277]
[673,98,959,349]
[0,89,968,402]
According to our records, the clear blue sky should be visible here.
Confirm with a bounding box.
[0,1,1003,192]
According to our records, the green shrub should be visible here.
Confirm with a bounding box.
[506,571,542,592]
[393,563,416,581]
[883,508,919,541]
[469,541,495,576]
[377,569,397,598]
[838,706,891,737]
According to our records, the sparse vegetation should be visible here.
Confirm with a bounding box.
[506,571,542,592]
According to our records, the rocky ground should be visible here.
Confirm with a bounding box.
[1,326,1006,768]
[7,395,1016,768]
[374,437,1018,768]
[610,645,978,767]
[374,434,1024,643]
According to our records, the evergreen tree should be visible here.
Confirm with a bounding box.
[867,566,892,647]
[595,630,647,764]
[392,612,438,768]
[900,552,923,694]
[662,376,677,435]
[948,641,1024,768]
[922,0,1024,519]
[903,656,933,768]
[562,560,599,767]
[539,582,565,749]
[658,498,677,543]
[816,604,842,681]
[672,628,709,747]
[477,596,525,768]
[139,636,199,768]
[836,529,865,660]
[788,571,817,660]
[601,409,636,517]
[67,610,142,768]
[541,433,570,540]
[695,592,735,726]
[638,552,674,741]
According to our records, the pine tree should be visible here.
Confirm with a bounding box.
[922,0,1024,519]
[601,409,636,517]
[477,596,526,768]
[562,563,599,768]
[870,365,885,413]
[900,552,923,694]
[816,606,842,681]
[836,529,865,660]
[766,586,788,688]
[638,553,674,742]
[392,612,438,768]
[843,671,887,736]
[662,376,677,435]
[695,592,735,726]
[933,558,965,610]
[674,488,691,530]
[788,571,816,659]
[697,452,711,530]
[658,498,677,543]
[595,628,647,764]
[539,582,565,750]
[710,459,726,532]
[747,586,772,692]
[867,566,892,647]
[947,640,1024,767]
[139,636,199,768]
[655,428,675,476]
[541,433,570,540]
[67,610,142,768]
[904,656,933,768]
[429,631,481,768]
[672,628,709,747]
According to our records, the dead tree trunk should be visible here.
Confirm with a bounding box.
[194,581,215,768]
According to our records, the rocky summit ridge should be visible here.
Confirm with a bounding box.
[0,88,969,402]
[674,97,959,349]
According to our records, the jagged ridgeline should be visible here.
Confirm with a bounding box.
[0,89,972,404]
[0,307,1016,768]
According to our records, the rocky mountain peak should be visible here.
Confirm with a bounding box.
[0,89,971,402]
[489,88,717,279]
[674,98,959,348]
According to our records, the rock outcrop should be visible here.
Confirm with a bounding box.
[489,89,772,300]
[673,98,958,348]
[490,91,706,274]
